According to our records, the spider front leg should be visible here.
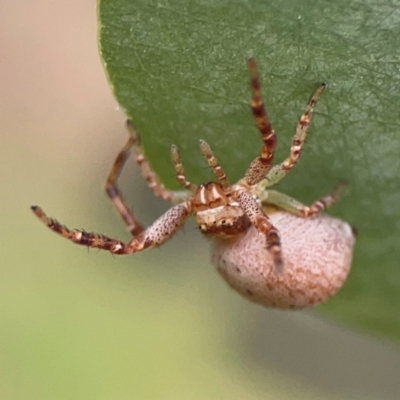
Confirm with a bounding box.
[259,182,346,217]
[199,139,231,194]
[31,201,191,254]
[105,121,189,236]
[264,82,326,187]
[241,58,278,186]
[123,201,191,253]
[233,188,283,274]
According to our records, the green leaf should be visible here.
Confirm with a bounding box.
[98,0,400,341]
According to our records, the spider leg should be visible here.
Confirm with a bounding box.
[259,182,346,217]
[233,189,283,274]
[126,121,189,204]
[199,140,231,193]
[31,202,191,254]
[105,134,144,236]
[105,121,189,236]
[241,57,277,186]
[170,144,198,192]
[263,83,326,187]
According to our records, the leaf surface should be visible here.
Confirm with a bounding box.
[98,0,400,341]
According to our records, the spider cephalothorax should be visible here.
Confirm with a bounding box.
[32,58,355,308]
[192,182,251,238]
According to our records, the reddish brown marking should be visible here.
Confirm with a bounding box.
[298,182,347,217]
[199,140,230,192]
[127,121,176,203]
[170,144,197,192]
[193,182,228,211]
[31,205,127,254]
[234,189,284,273]
[32,201,191,256]
[271,83,326,179]
[104,135,145,236]
[244,57,278,185]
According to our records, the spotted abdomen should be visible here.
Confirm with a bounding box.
[212,211,356,309]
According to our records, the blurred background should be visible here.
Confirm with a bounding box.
[1,1,399,399]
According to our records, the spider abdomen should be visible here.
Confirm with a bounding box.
[212,211,356,309]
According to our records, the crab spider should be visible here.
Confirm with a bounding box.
[32,58,355,309]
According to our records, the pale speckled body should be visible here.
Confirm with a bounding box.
[212,210,355,309]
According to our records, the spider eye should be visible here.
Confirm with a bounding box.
[221,219,226,224]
